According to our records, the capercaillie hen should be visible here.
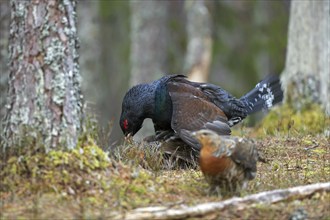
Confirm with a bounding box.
[120,74,283,163]
[190,129,259,195]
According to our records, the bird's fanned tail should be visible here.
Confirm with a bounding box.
[240,75,283,115]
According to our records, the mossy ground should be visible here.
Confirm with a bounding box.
[1,107,329,219]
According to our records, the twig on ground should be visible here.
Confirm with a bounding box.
[111,182,330,220]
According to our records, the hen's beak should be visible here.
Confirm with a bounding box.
[123,133,133,144]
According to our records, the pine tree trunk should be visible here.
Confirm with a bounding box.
[129,0,169,139]
[2,0,83,151]
[184,0,212,83]
[0,0,10,121]
[318,1,330,116]
[281,0,330,115]
[129,0,169,86]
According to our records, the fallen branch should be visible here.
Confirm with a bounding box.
[112,182,330,220]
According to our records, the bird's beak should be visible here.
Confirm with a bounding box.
[124,133,134,144]
[125,133,132,138]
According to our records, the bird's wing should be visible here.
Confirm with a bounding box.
[200,83,248,124]
[230,138,259,180]
[211,136,236,158]
[167,82,231,151]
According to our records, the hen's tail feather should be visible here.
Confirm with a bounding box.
[240,75,283,114]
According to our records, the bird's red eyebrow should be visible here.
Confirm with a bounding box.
[123,119,128,130]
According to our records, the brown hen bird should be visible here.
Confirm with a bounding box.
[190,129,259,195]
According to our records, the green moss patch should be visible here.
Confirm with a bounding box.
[1,115,329,219]
[253,104,329,137]
[0,137,112,195]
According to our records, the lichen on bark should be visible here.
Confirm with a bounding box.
[2,0,82,152]
[281,0,330,115]
[0,1,10,121]
[285,75,321,111]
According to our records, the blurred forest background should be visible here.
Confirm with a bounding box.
[0,0,290,147]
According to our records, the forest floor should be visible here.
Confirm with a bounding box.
[1,107,330,219]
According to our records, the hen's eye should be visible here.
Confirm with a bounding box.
[123,119,128,130]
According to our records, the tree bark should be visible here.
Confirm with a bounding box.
[0,0,10,121]
[318,1,330,116]
[129,0,169,86]
[129,0,169,140]
[184,0,212,83]
[281,0,330,115]
[3,0,82,151]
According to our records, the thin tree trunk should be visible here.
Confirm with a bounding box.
[318,1,330,116]
[3,0,82,151]
[129,0,169,139]
[184,0,212,83]
[129,0,169,86]
[281,0,330,115]
[0,0,10,121]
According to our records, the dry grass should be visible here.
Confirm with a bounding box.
[1,114,329,219]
